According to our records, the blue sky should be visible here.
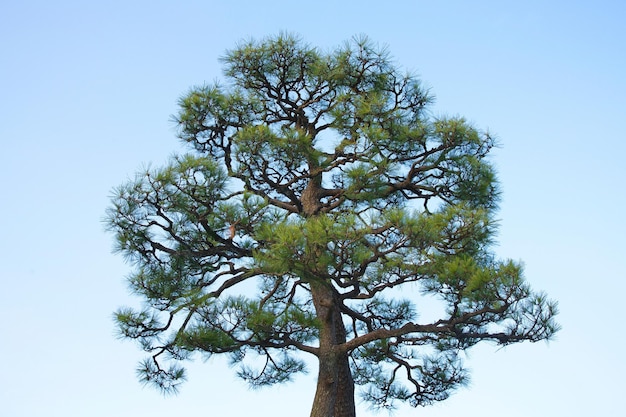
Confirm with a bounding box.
[1,1,624,415]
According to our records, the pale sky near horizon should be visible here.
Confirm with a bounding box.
[1,1,625,416]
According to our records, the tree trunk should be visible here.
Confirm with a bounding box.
[304,174,355,417]
[310,282,356,417]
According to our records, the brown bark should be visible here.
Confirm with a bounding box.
[301,174,323,216]
[309,282,356,417]
[303,172,356,417]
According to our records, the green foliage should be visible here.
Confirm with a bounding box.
[136,357,186,394]
[107,33,559,412]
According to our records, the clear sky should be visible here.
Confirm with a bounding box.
[1,1,624,416]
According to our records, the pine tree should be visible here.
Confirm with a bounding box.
[106,34,559,417]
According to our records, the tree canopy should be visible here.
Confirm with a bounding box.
[106,34,559,417]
